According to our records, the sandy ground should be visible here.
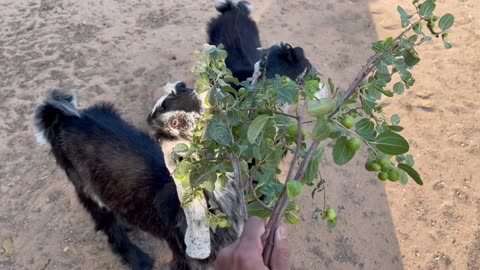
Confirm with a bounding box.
[0,0,478,269]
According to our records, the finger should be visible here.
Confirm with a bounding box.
[269,226,291,270]
[238,217,265,249]
[214,240,239,268]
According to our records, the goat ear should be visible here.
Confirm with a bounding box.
[150,95,167,117]
[286,46,297,63]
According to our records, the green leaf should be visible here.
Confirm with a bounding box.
[284,212,301,224]
[332,136,356,165]
[397,6,412,27]
[419,0,436,18]
[247,115,271,144]
[391,114,401,125]
[304,79,320,100]
[190,163,222,188]
[307,98,336,118]
[273,78,299,104]
[328,78,335,94]
[408,34,418,45]
[207,116,232,145]
[263,147,284,168]
[404,49,420,67]
[393,58,408,75]
[438,13,454,31]
[362,98,377,116]
[367,81,383,100]
[247,201,272,219]
[387,125,404,132]
[312,118,331,141]
[398,163,423,185]
[302,148,324,185]
[376,64,391,83]
[442,33,453,49]
[256,168,276,184]
[286,201,300,212]
[383,54,395,65]
[413,23,424,35]
[420,36,433,44]
[223,76,240,86]
[393,82,405,95]
[375,132,410,155]
[355,118,376,141]
[372,41,386,53]
[286,181,303,199]
[173,160,191,188]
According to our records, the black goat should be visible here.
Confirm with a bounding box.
[207,0,312,84]
[35,89,243,270]
[207,0,261,83]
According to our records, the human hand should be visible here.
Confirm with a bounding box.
[215,217,291,270]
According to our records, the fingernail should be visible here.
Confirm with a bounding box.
[277,226,287,240]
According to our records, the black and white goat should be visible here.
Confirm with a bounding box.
[207,0,313,85]
[35,89,244,270]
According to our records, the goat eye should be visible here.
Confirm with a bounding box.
[171,119,179,128]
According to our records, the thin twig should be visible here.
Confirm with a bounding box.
[249,175,273,212]
[327,19,423,119]
[251,108,298,119]
[262,69,310,265]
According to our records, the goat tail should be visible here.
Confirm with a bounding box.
[34,89,80,144]
[215,0,253,15]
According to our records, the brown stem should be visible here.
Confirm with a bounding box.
[262,140,321,265]
[261,69,310,265]
[327,19,423,118]
[260,19,424,266]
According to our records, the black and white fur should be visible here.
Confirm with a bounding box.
[147,82,245,237]
[35,89,243,270]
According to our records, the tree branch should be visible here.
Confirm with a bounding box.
[262,140,321,265]
[327,19,423,118]
[262,69,310,265]
[261,20,425,266]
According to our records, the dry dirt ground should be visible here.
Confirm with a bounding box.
[0,0,479,269]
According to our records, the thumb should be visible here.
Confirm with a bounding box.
[269,226,291,270]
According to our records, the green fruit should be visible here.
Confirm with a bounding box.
[388,169,401,182]
[218,219,230,228]
[287,122,298,138]
[342,116,355,129]
[346,138,362,151]
[365,159,375,171]
[326,209,336,220]
[378,172,388,181]
[378,157,391,167]
[371,163,382,171]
